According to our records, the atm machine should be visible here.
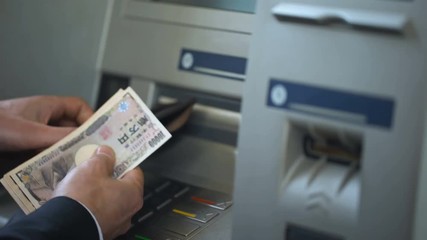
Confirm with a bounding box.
[102,0,427,239]
[233,0,427,240]
[100,1,255,239]
[1,0,426,239]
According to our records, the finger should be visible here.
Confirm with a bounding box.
[30,125,76,147]
[121,167,144,190]
[55,119,79,127]
[0,113,75,151]
[85,145,116,176]
[50,97,93,125]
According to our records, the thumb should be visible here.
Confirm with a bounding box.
[85,145,116,176]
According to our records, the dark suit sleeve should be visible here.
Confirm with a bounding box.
[0,196,100,240]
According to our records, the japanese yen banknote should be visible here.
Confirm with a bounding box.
[0,87,171,214]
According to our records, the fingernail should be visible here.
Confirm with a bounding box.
[96,145,115,159]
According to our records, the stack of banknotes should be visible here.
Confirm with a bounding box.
[0,87,171,214]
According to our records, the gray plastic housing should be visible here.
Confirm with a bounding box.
[232,0,427,239]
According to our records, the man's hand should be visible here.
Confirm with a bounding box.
[52,145,144,240]
[0,96,93,151]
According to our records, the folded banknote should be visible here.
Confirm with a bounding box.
[0,87,171,213]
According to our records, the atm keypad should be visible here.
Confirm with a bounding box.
[117,175,232,240]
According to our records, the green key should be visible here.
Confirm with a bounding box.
[135,234,151,240]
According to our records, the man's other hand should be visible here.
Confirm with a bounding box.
[0,96,93,151]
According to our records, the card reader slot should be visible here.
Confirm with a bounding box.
[272,3,408,33]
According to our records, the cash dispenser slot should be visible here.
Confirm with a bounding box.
[139,84,239,194]
[280,123,362,237]
[302,126,362,166]
[152,84,241,147]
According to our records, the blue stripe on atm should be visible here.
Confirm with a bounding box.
[179,49,247,76]
[267,79,395,128]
